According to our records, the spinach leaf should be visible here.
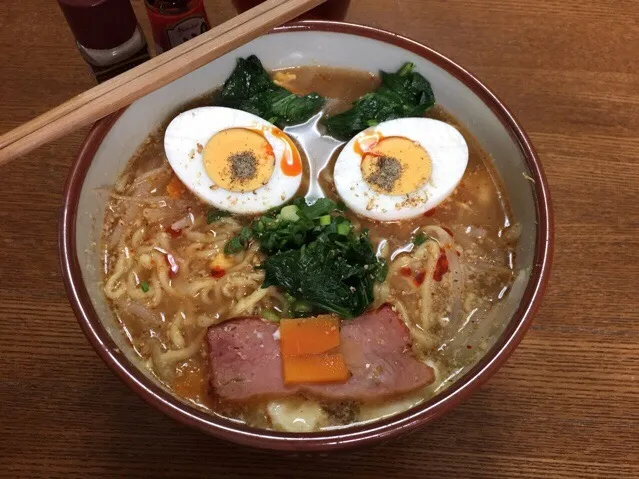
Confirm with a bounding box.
[223,197,386,318]
[213,55,325,128]
[266,88,325,126]
[296,197,336,220]
[322,62,436,140]
[261,230,383,318]
[215,55,273,104]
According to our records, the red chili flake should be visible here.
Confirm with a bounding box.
[210,267,226,279]
[165,253,179,278]
[413,269,426,286]
[467,345,472,349]
[423,208,436,217]
[166,226,182,238]
[433,249,449,282]
[399,266,412,277]
[442,226,454,237]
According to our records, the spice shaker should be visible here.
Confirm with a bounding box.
[144,0,211,54]
[57,0,151,83]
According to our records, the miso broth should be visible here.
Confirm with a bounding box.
[101,65,520,431]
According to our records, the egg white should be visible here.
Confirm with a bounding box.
[334,118,469,221]
[164,107,302,214]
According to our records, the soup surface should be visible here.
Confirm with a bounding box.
[101,65,521,431]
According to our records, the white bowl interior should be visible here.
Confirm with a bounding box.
[75,29,537,400]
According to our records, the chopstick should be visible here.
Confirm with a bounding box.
[0,0,327,165]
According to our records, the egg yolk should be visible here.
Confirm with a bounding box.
[360,137,432,195]
[203,128,275,193]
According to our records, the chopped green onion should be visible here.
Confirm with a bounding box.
[224,237,244,255]
[140,281,150,293]
[413,233,428,246]
[261,309,281,322]
[224,227,252,255]
[292,300,313,315]
[283,292,297,304]
[207,209,231,224]
[319,215,332,226]
[281,292,297,317]
[279,205,300,222]
[336,223,351,236]
[375,259,389,283]
[398,61,415,76]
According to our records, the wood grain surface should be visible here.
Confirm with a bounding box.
[1,1,637,477]
[0,0,328,163]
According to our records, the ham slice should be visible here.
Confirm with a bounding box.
[207,305,434,402]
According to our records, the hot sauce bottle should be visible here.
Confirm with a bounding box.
[144,0,211,54]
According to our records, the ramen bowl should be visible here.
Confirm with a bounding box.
[60,21,552,451]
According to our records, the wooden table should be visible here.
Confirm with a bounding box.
[1,1,637,477]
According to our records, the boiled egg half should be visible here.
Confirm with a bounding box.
[164,107,303,214]
[334,118,468,221]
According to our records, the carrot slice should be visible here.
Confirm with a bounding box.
[282,353,350,385]
[166,175,185,199]
[280,315,340,357]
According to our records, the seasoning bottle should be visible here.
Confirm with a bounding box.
[233,0,350,20]
[57,0,151,83]
[144,0,211,55]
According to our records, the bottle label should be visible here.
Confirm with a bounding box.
[165,16,208,51]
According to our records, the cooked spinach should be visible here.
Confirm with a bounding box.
[213,55,325,128]
[261,228,384,319]
[224,197,387,318]
[322,62,436,140]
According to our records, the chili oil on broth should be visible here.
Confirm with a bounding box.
[100,65,520,431]
[318,104,518,383]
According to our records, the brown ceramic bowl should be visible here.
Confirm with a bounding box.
[60,21,553,452]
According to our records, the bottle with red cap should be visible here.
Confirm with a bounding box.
[144,0,211,55]
[57,0,151,83]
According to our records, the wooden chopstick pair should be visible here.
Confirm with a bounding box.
[0,0,327,165]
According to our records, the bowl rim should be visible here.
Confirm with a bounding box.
[59,19,553,452]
